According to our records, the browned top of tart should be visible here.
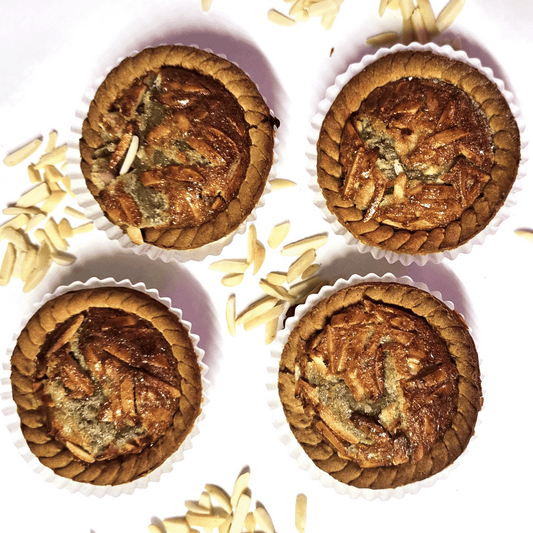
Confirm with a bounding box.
[317,50,521,255]
[10,287,203,486]
[278,281,482,489]
[340,77,494,231]
[80,45,276,251]
[295,298,458,468]
[37,307,182,462]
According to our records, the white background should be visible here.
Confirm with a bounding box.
[1,1,532,532]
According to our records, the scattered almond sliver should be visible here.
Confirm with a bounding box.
[153,470,307,533]
[267,0,345,30]
[1,130,94,292]
[368,0,465,47]
[269,178,296,191]
[515,230,533,243]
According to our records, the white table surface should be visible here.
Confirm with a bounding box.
[1,1,532,532]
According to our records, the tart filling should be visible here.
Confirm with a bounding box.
[316,50,521,255]
[88,66,251,231]
[295,298,458,468]
[340,77,494,231]
[278,281,482,489]
[80,46,276,251]
[10,287,203,486]
[36,307,182,462]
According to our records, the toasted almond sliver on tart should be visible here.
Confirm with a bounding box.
[3,138,42,167]
[119,134,139,175]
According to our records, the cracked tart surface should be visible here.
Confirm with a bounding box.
[80,45,276,251]
[278,281,482,489]
[317,49,520,255]
[10,287,202,486]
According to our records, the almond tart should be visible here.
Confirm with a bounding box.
[278,281,482,490]
[79,45,276,251]
[316,49,521,256]
[9,286,203,486]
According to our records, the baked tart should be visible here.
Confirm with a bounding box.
[79,45,276,251]
[9,286,203,486]
[316,48,521,256]
[278,280,482,490]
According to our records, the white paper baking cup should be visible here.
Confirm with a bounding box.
[0,277,209,498]
[267,272,483,500]
[67,45,279,263]
[306,42,528,266]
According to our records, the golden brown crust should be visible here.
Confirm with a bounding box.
[317,50,520,255]
[80,45,275,251]
[278,282,482,489]
[10,287,202,486]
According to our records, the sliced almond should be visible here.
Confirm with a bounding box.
[286,249,316,284]
[65,440,95,463]
[60,174,75,198]
[0,242,16,286]
[162,517,191,533]
[244,512,257,533]
[436,0,465,32]
[201,0,213,12]
[230,471,251,508]
[253,240,265,275]
[243,302,286,332]
[21,245,38,282]
[267,221,290,249]
[270,178,296,191]
[186,509,228,529]
[25,212,47,233]
[399,0,415,20]
[119,134,139,175]
[515,230,533,243]
[16,182,51,208]
[280,233,328,256]
[148,525,165,533]
[2,206,41,217]
[204,484,233,514]
[236,296,278,327]
[264,317,279,345]
[184,500,211,515]
[247,224,257,265]
[63,206,88,220]
[254,507,275,533]
[209,259,250,274]
[1,227,29,252]
[267,9,297,26]
[288,276,326,303]
[221,273,245,287]
[307,0,337,17]
[0,214,30,234]
[3,138,42,167]
[379,0,392,17]
[45,218,68,250]
[295,493,307,533]
[126,226,143,245]
[58,218,74,239]
[34,144,67,169]
[366,31,399,46]
[27,164,42,184]
[45,130,58,153]
[411,7,429,43]
[226,294,237,337]
[51,250,76,266]
[41,190,67,214]
[265,271,287,286]
[43,164,64,183]
[71,221,94,235]
[301,263,320,280]
[417,0,438,35]
[229,492,251,533]
[259,279,292,302]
